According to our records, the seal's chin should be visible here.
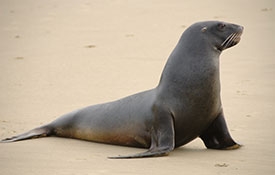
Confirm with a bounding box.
[230,35,241,47]
[217,31,242,51]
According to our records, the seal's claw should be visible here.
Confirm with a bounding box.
[224,143,242,150]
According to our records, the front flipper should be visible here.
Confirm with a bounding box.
[200,111,241,150]
[108,148,170,159]
[109,106,175,159]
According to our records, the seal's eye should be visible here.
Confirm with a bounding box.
[217,23,226,31]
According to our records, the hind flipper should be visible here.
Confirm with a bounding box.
[1,125,52,143]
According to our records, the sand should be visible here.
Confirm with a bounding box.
[0,0,274,174]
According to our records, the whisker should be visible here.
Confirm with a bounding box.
[231,32,241,45]
[236,32,241,39]
[221,33,234,47]
[219,29,242,51]
[224,33,237,49]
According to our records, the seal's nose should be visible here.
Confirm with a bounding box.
[238,26,244,32]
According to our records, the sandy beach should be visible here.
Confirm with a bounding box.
[0,0,274,174]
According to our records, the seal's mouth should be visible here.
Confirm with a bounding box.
[218,30,243,51]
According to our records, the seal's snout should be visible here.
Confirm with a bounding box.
[240,26,244,31]
[218,23,243,51]
[237,25,244,34]
[234,25,243,44]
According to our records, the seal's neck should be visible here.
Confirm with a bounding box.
[158,33,221,92]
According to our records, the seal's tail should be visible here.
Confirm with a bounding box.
[0,125,52,143]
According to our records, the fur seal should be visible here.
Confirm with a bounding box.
[1,21,243,159]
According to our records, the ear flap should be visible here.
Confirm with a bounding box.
[201,26,207,33]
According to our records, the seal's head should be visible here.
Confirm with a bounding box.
[198,21,244,52]
[182,21,244,53]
